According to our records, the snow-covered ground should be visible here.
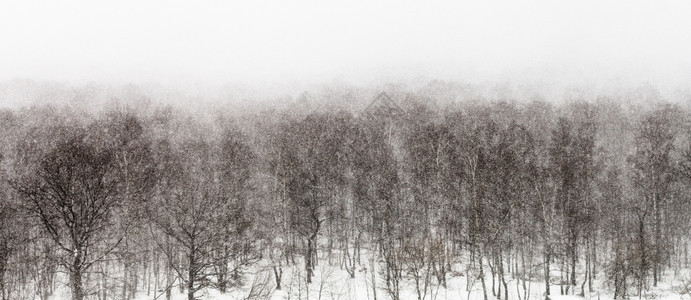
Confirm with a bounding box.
[104,260,691,300]
[39,250,691,300]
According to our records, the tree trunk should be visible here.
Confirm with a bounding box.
[0,252,6,300]
[102,259,109,300]
[218,271,226,293]
[306,237,314,284]
[273,265,282,290]
[145,254,150,296]
[187,245,196,300]
[165,256,172,300]
[0,263,5,300]
[218,247,228,294]
[499,251,508,300]
[544,246,550,300]
[165,237,172,300]
[122,263,128,300]
[588,236,593,293]
[685,240,688,268]
[188,255,195,300]
[70,267,84,300]
[478,247,489,300]
[653,194,661,288]
[570,234,577,292]
[638,215,646,296]
[370,254,377,300]
[489,255,496,298]
[591,233,597,280]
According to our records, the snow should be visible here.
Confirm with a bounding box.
[115,260,691,300]
[37,252,691,300]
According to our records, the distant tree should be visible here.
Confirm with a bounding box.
[258,110,297,290]
[356,108,406,300]
[1,85,691,300]
[599,166,633,299]
[0,111,22,300]
[549,109,597,295]
[212,126,255,293]
[678,129,691,182]
[403,106,455,290]
[629,105,682,287]
[518,100,557,300]
[0,152,28,300]
[13,128,122,300]
[454,109,495,300]
[96,110,156,300]
[149,137,252,300]
[275,112,355,284]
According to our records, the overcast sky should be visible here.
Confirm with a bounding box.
[2,0,691,91]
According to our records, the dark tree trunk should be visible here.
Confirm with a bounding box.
[499,251,508,300]
[188,252,195,300]
[122,263,128,300]
[0,262,5,300]
[638,215,647,295]
[218,272,226,293]
[653,194,661,288]
[544,246,551,300]
[478,247,489,300]
[218,246,228,294]
[306,237,314,284]
[570,234,577,292]
[273,265,282,290]
[0,252,6,300]
[70,266,84,300]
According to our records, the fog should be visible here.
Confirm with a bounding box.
[3,3,691,300]
[1,0,691,107]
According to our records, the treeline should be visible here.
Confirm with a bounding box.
[0,94,690,300]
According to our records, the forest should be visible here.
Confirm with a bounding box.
[0,85,690,300]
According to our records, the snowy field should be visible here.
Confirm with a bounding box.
[37,253,691,300]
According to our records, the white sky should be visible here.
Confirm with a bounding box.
[1,0,691,90]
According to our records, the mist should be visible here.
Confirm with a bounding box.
[4,2,691,300]
[2,0,691,109]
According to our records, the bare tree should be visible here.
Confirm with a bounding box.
[13,129,123,300]
[150,137,253,300]
[630,105,681,287]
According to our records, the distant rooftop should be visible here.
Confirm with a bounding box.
[362,92,405,120]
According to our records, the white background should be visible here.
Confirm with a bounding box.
[1,0,691,90]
